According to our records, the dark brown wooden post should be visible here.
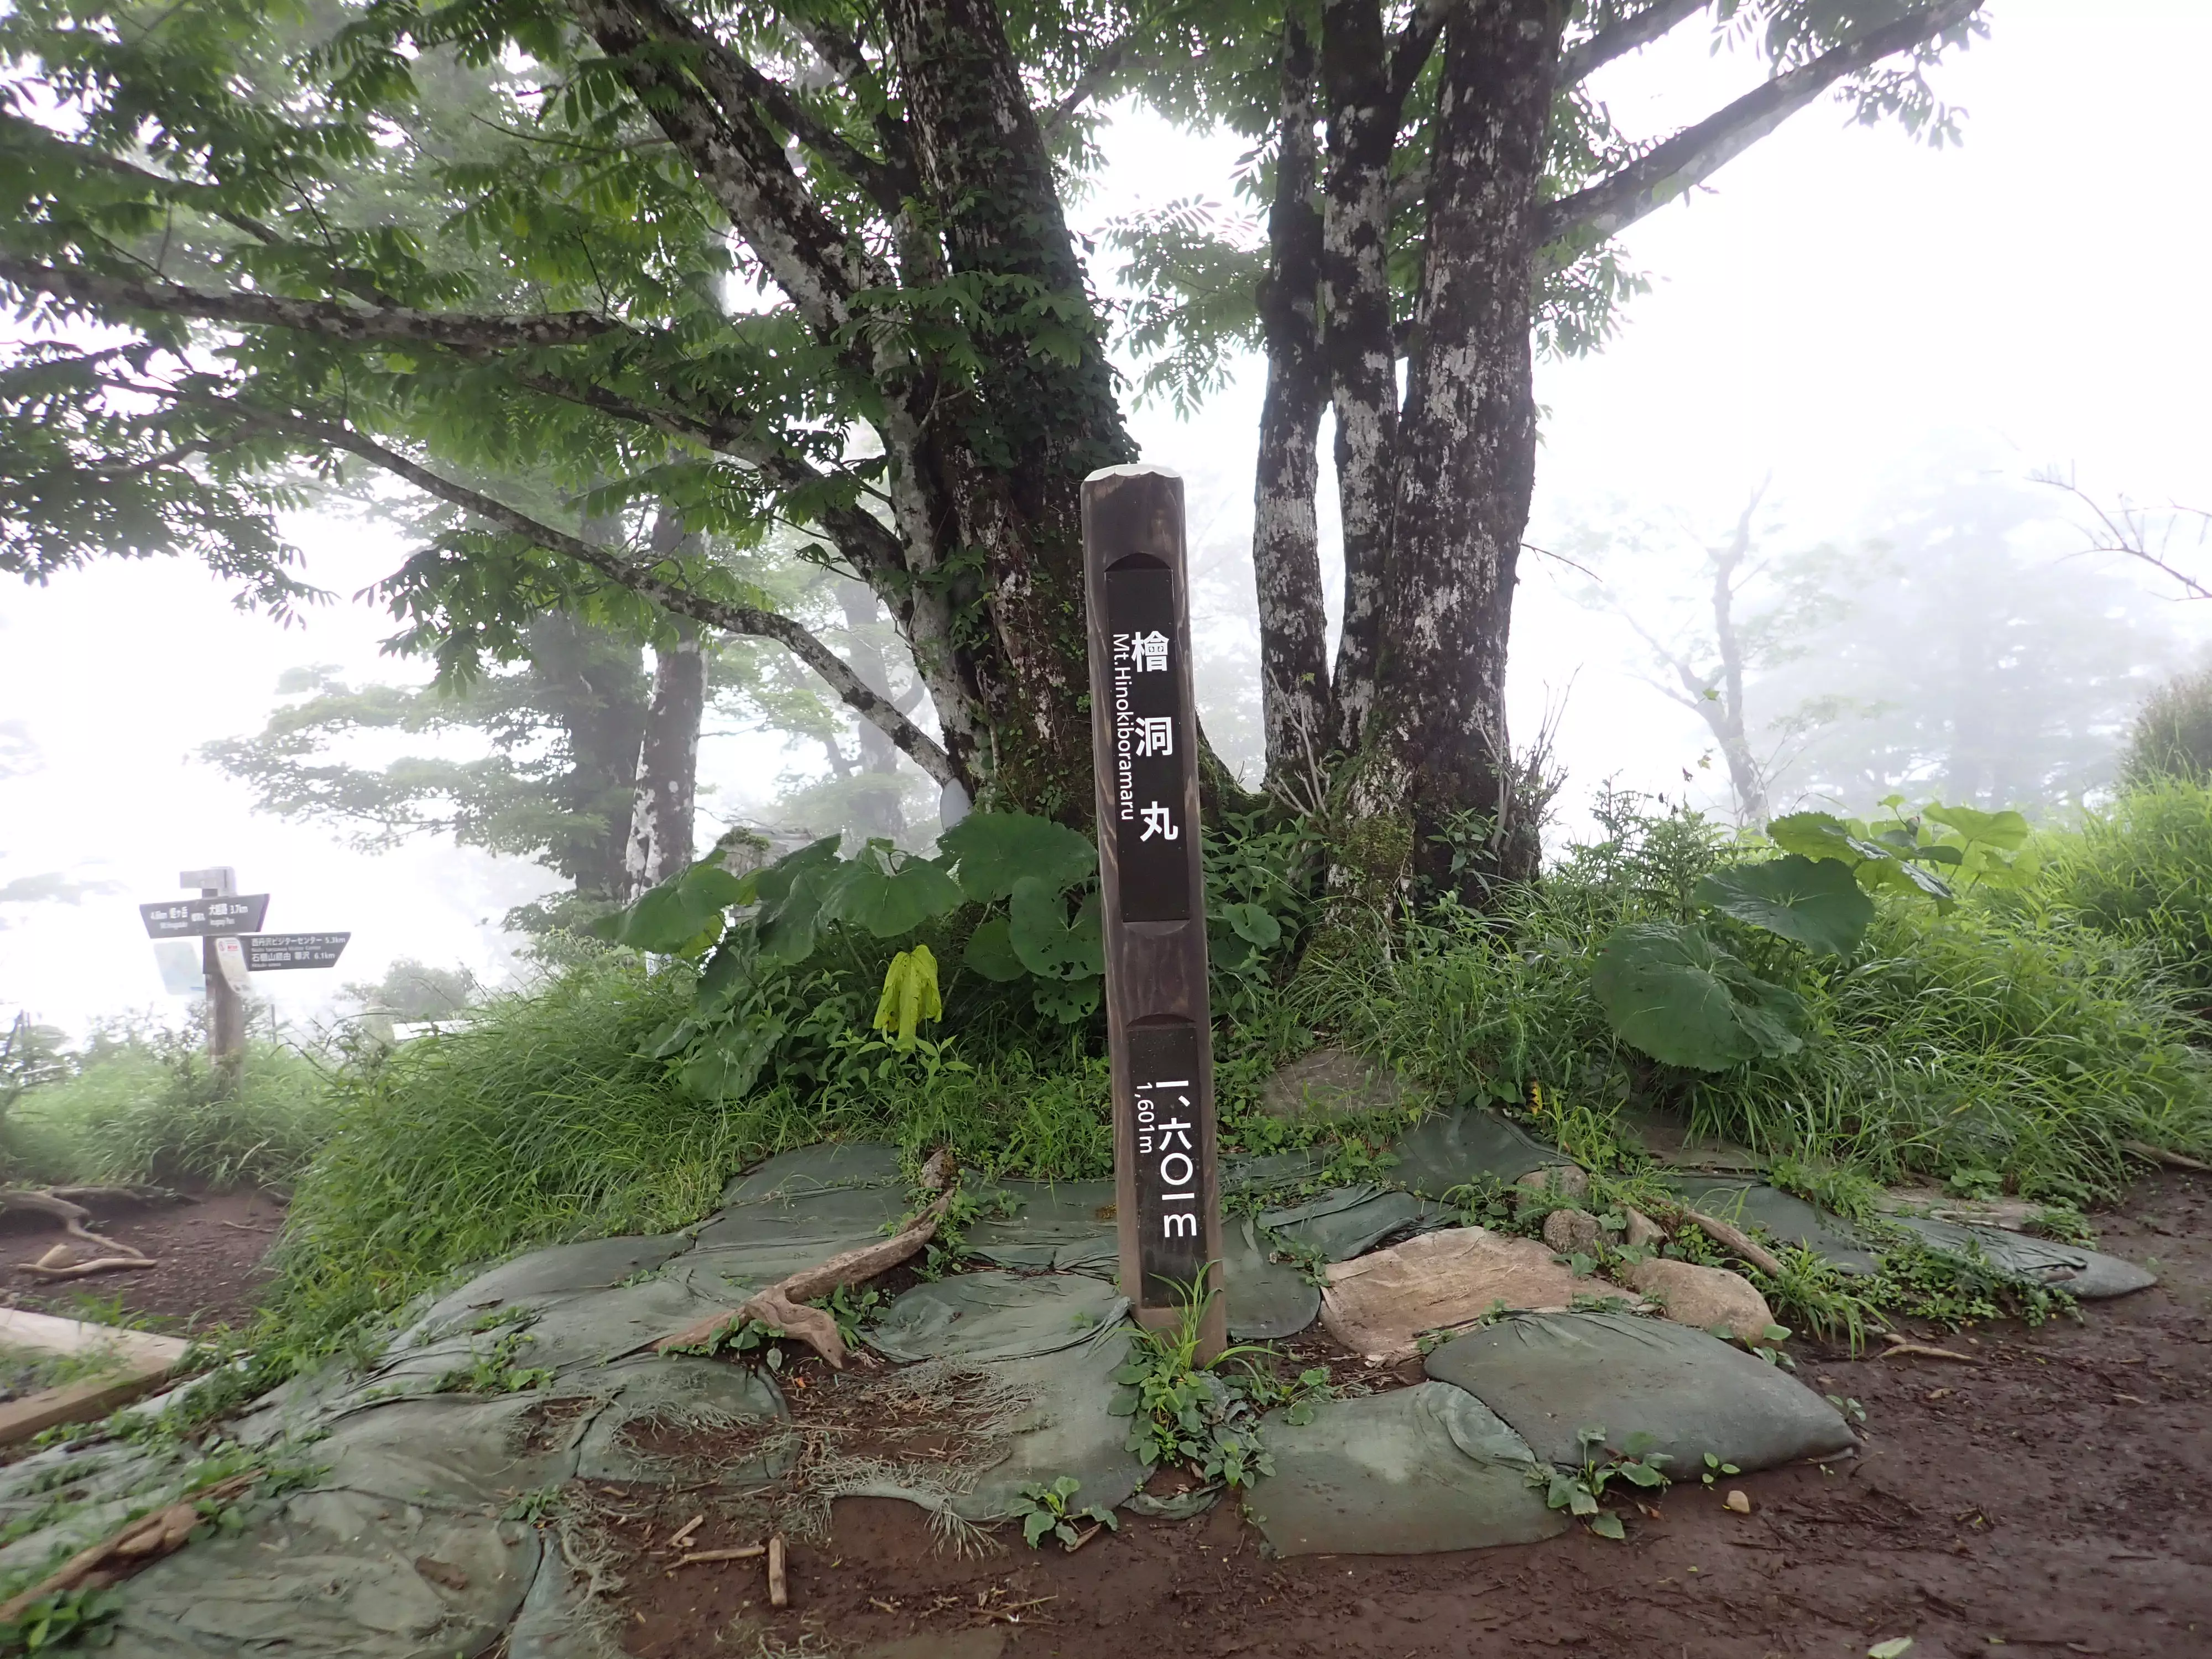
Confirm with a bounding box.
[1082,464,1225,1359]
[186,866,247,1082]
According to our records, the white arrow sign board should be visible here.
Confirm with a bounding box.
[212,936,253,994]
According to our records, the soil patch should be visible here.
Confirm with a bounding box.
[0,1189,284,1333]
[605,1172,2211,1659]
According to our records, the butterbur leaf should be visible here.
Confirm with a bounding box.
[1695,854,1875,956]
[1853,855,1955,910]
[1923,803,2030,851]
[594,858,749,954]
[962,915,1028,982]
[820,842,964,937]
[1588,1511,1626,1540]
[1592,925,1806,1071]
[1009,877,1104,979]
[1765,811,1891,866]
[1032,975,1102,1024]
[1216,901,1282,949]
[1022,1510,1055,1547]
[939,810,1097,901]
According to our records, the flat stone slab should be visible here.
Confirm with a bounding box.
[1321,1227,1587,1361]
[1244,1381,1564,1557]
[1424,1310,1857,1477]
[962,1180,1117,1273]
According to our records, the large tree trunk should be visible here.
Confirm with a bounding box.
[1353,0,1566,898]
[1318,0,1411,759]
[881,0,1138,821]
[622,620,704,896]
[1251,17,1335,800]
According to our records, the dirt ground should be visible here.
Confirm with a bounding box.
[0,1189,283,1333]
[597,1171,2211,1659]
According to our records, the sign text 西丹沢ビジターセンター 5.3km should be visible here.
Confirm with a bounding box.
[242,933,351,972]
[138,894,270,938]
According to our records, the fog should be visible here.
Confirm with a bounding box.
[4,0,2208,1037]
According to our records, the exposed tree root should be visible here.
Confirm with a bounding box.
[0,1187,148,1261]
[2124,1140,2211,1175]
[0,1472,255,1621]
[654,1192,954,1369]
[16,1255,158,1281]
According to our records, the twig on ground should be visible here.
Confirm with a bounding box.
[17,1255,159,1280]
[1880,1333,1976,1364]
[0,1472,255,1620]
[652,1191,955,1368]
[671,1545,764,1569]
[767,1532,789,1608]
[662,1513,704,1552]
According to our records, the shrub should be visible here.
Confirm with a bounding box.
[2121,664,2212,786]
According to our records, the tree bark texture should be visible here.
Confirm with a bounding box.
[1250,18,1335,800]
[1318,0,1412,758]
[1355,0,1567,895]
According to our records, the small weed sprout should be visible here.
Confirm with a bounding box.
[1530,1426,1671,1540]
[1011,1477,1119,1550]
[1698,1453,1741,1487]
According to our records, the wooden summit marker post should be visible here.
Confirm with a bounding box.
[1082,465,1225,1360]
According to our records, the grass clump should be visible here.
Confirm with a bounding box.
[2043,777,2212,988]
[6,1026,331,1190]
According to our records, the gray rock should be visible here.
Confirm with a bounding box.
[1261,1046,1407,1120]
[1541,1207,1604,1256]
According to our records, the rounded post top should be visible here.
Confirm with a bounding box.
[1084,463,1183,483]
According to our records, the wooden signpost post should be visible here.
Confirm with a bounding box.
[1082,464,1225,1359]
[137,868,350,1074]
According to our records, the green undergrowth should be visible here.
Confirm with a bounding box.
[6,1029,331,1190]
[1297,794,2212,1207]
[2042,778,2212,989]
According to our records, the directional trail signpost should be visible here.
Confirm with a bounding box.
[1083,463,1225,1359]
[137,868,349,1074]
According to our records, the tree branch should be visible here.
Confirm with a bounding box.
[705,41,908,211]
[0,254,619,349]
[291,419,958,783]
[1540,0,1983,249]
[1557,0,1707,87]
[1039,33,1161,140]
[1388,0,1457,103]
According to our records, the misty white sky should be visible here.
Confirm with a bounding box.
[4,0,2209,1037]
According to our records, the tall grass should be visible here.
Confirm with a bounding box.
[1296,801,2212,1204]
[263,955,1115,1364]
[2043,778,2212,987]
[6,1034,331,1189]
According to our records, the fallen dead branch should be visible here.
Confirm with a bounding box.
[1643,1200,1785,1279]
[17,1255,158,1281]
[671,1545,764,1569]
[767,1533,788,1608]
[0,1188,148,1261]
[653,1192,954,1368]
[2122,1140,2211,1174]
[0,1473,255,1621]
[1880,1333,1975,1364]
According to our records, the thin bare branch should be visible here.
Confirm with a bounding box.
[1557,0,1707,86]
[288,418,957,782]
[1541,0,1983,249]
[2036,471,2212,601]
[0,254,620,349]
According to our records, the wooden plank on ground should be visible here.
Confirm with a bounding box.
[0,1308,189,1371]
[0,1366,175,1446]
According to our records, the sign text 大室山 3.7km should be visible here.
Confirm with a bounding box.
[1082,463,1223,1357]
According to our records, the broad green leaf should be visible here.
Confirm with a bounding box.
[1695,854,1875,956]
[1587,1511,1626,1540]
[1032,974,1102,1023]
[872,945,943,1048]
[1923,803,2030,851]
[592,858,748,954]
[1853,854,1955,911]
[819,841,964,937]
[1591,924,1806,1071]
[678,1016,785,1102]
[1008,875,1104,979]
[1765,812,1891,866]
[1215,901,1283,949]
[962,915,1029,982]
[938,810,1097,901]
